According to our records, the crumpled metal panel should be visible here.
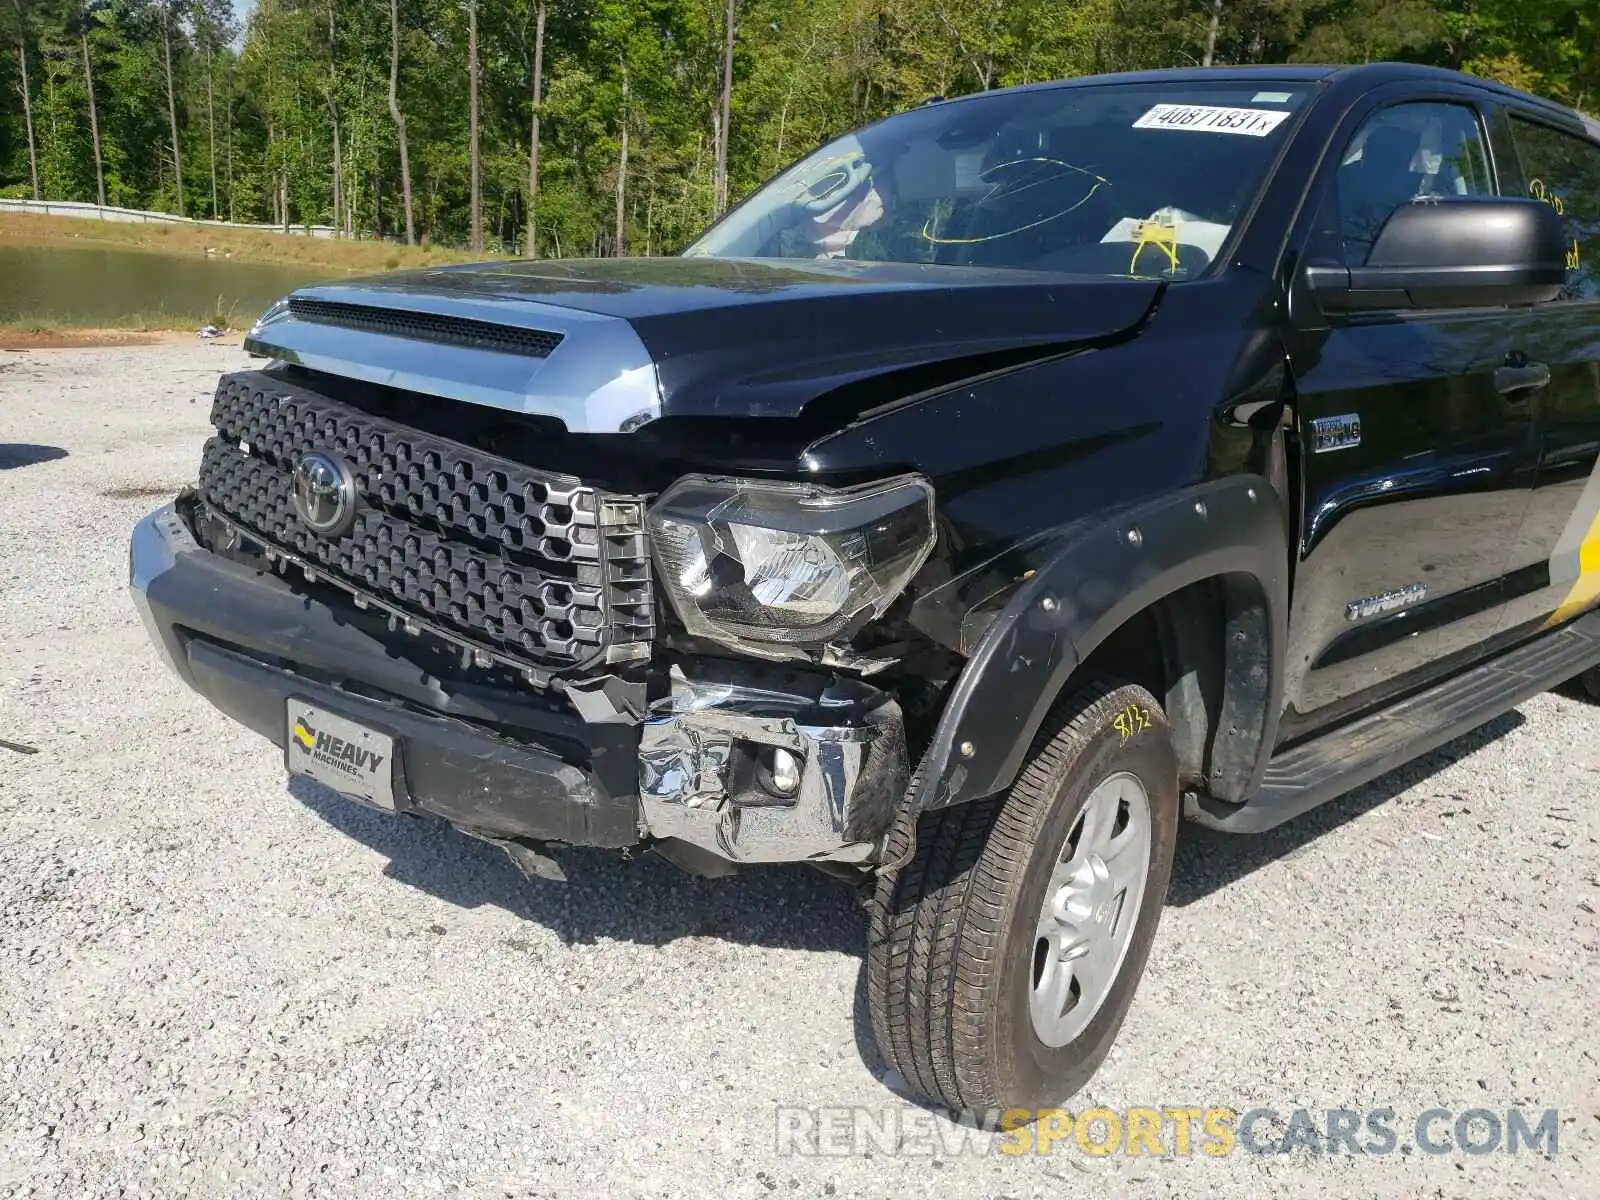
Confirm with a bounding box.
[638,718,739,811]
[637,669,907,865]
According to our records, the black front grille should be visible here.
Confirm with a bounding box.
[198,372,652,683]
[286,298,564,358]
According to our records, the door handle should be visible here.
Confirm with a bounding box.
[1495,361,1551,396]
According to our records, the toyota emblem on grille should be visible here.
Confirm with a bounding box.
[291,451,358,536]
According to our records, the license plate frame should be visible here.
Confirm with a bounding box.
[286,699,399,810]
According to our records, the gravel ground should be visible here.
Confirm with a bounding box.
[1,343,1596,1199]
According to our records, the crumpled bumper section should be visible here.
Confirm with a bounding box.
[639,668,908,866]
[129,499,907,868]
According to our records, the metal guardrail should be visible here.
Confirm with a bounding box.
[0,198,341,239]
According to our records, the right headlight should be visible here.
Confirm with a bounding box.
[647,473,936,659]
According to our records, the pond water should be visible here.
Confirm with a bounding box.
[0,243,339,327]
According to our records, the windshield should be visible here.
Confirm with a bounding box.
[686,82,1314,279]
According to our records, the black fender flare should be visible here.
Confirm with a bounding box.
[915,474,1288,813]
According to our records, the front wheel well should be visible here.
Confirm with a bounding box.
[1074,573,1270,796]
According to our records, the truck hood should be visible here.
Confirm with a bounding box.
[244,257,1162,433]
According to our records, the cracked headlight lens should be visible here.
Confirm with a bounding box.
[648,473,936,658]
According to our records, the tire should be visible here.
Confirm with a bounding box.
[866,678,1180,1114]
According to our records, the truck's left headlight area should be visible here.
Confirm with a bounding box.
[647,473,936,659]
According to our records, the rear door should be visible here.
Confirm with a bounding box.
[1484,107,1600,636]
[1280,88,1541,737]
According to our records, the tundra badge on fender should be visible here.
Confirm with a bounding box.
[1346,583,1428,622]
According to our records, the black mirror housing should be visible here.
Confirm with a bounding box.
[1308,197,1569,312]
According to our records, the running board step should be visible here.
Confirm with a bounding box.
[1186,608,1600,833]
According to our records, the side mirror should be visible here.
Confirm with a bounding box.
[1307,197,1569,311]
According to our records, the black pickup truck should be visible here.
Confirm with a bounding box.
[131,62,1600,1114]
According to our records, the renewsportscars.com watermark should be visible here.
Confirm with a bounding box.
[775,1105,1563,1159]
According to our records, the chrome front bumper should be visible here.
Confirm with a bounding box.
[638,668,908,866]
[128,503,195,681]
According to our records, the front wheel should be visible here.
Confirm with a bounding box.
[866,678,1179,1113]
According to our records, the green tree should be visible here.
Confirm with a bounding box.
[4,0,42,199]
[387,0,414,242]
[66,2,107,207]
[3,0,1595,249]
[154,0,185,214]
[193,0,233,217]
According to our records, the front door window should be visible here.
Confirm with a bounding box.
[1307,102,1494,268]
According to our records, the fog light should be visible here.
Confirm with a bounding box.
[760,747,803,799]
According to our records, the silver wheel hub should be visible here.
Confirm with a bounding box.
[1029,771,1153,1048]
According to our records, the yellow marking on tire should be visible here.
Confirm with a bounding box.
[1112,705,1151,742]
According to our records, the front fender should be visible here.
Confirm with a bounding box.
[916,474,1288,813]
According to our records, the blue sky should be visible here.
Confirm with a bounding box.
[230,0,254,46]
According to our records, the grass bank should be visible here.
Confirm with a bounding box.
[1,307,250,340]
[0,326,189,350]
[0,211,499,273]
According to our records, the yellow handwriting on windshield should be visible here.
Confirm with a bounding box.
[920,158,1108,246]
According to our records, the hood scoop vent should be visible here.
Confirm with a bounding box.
[286,298,565,359]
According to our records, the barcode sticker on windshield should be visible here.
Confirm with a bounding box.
[1133,104,1290,137]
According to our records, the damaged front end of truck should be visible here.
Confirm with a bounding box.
[127,252,1165,878]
